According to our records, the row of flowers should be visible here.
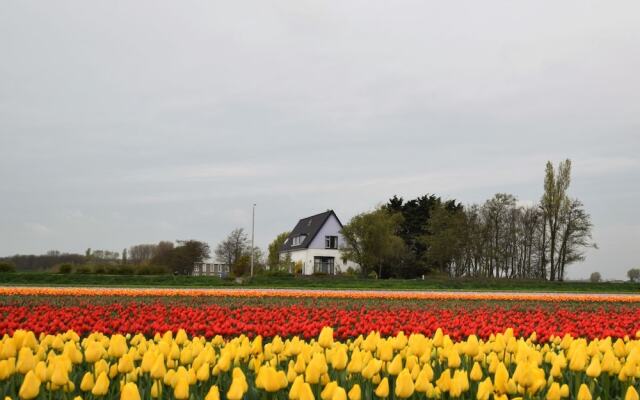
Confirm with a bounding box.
[1,287,639,303]
[2,327,640,400]
[1,303,640,342]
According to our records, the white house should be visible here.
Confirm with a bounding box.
[192,259,230,278]
[279,210,359,275]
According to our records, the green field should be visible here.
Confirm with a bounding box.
[0,272,639,293]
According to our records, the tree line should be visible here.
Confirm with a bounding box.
[339,159,597,281]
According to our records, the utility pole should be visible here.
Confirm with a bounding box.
[250,203,256,277]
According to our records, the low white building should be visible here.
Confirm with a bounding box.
[279,210,359,275]
[192,259,230,277]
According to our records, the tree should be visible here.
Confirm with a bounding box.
[340,208,406,278]
[149,241,175,267]
[232,254,251,277]
[627,268,640,282]
[540,159,572,280]
[122,248,128,264]
[215,229,249,268]
[556,199,596,280]
[267,232,290,271]
[129,244,158,264]
[422,204,467,276]
[0,262,15,273]
[590,272,602,283]
[169,240,211,275]
[384,194,463,276]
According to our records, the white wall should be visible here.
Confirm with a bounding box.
[285,248,359,275]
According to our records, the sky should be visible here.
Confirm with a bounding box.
[1,1,639,280]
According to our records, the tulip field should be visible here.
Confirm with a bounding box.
[2,287,640,399]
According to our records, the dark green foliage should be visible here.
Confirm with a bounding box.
[58,264,72,274]
[0,262,15,273]
[0,253,85,271]
[383,194,463,277]
[232,254,251,277]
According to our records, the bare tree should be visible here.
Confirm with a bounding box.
[215,229,249,267]
[128,244,158,264]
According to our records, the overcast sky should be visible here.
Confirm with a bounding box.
[1,1,639,279]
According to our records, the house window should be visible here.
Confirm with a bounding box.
[325,236,338,249]
[292,234,306,246]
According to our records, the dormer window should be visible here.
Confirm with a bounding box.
[292,234,307,246]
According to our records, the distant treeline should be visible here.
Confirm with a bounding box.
[1,240,210,275]
[340,159,596,281]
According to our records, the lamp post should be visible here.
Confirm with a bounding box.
[250,203,256,277]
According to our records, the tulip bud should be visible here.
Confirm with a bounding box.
[92,372,110,396]
[375,377,389,398]
[348,385,361,400]
[577,384,592,400]
[205,385,220,400]
[395,369,415,398]
[121,382,141,400]
[18,370,41,400]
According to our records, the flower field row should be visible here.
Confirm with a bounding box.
[2,327,640,400]
[1,303,639,342]
[2,287,640,303]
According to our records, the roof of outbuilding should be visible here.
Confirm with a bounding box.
[280,210,342,252]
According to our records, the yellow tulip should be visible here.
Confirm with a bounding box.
[318,327,334,348]
[18,370,41,400]
[569,350,587,372]
[436,369,451,393]
[395,369,415,398]
[205,385,220,400]
[577,384,591,400]
[50,358,69,386]
[197,362,210,381]
[375,377,389,398]
[560,384,570,398]
[493,363,509,394]
[121,382,141,400]
[626,386,640,400]
[377,341,394,362]
[332,347,348,370]
[299,382,315,400]
[332,387,347,400]
[80,372,95,392]
[321,381,338,400]
[387,354,403,375]
[470,362,483,381]
[92,372,110,396]
[447,349,461,369]
[16,347,36,374]
[586,356,601,378]
[348,384,361,400]
[227,378,246,400]
[150,354,166,379]
[465,335,480,357]
[476,377,493,400]
[173,377,189,400]
[118,354,135,374]
[150,380,162,398]
[546,382,561,400]
[107,335,128,358]
[289,375,304,400]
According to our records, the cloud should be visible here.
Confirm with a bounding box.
[122,163,281,183]
[24,223,52,236]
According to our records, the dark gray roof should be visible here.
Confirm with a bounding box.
[280,210,342,252]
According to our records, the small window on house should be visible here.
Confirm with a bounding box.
[292,234,307,246]
[325,236,338,249]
